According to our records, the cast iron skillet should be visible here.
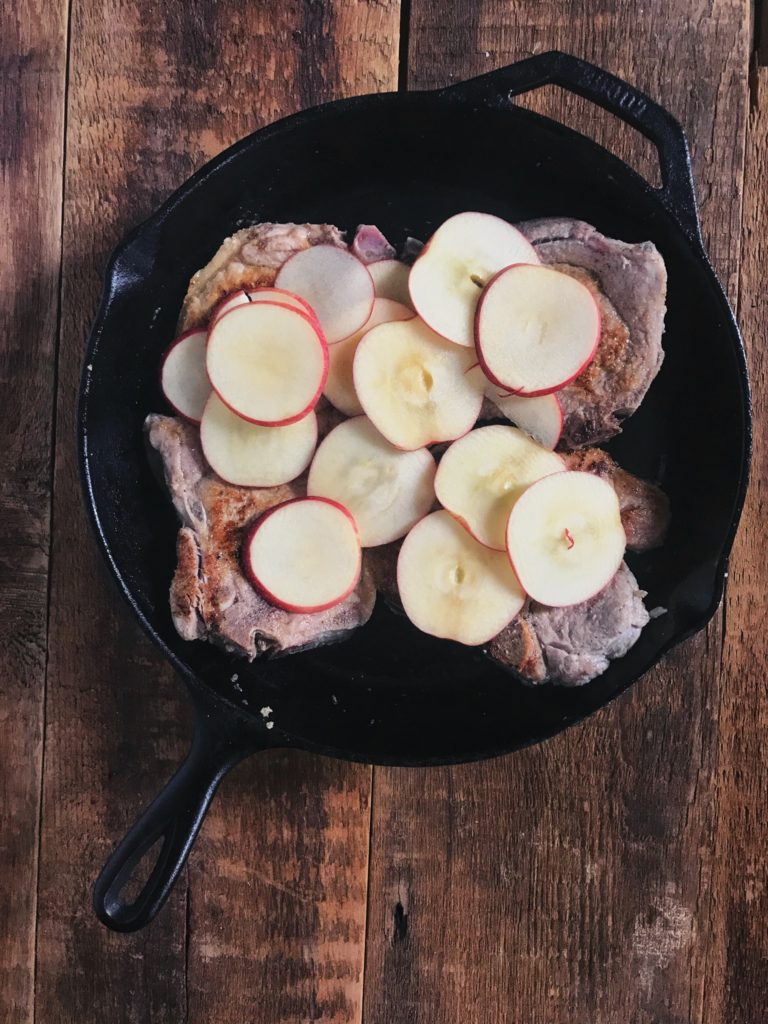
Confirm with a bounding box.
[82,52,750,931]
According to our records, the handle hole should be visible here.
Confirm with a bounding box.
[511,83,662,188]
[110,835,166,910]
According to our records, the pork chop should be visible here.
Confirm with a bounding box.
[513,218,667,449]
[147,409,664,679]
[146,414,376,659]
[367,542,650,688]
[158,218,666,683]
[486,562,650,686]
[178,221,346,332]
[366,450,667,685]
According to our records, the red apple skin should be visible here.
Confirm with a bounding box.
[253,287,320,324]
[504,555,526,593]
[435,463,551,553]
[208,297,325,342]
[242,496,362,612]
[276,246,376,345]
[208,287,321,331]
[474,265,602,397]
[443,510,492,550]
[208,290,246,329]
[434,480,514,551]
[160,328,210,425]
[208,304,329,426]
[408,218,539,347]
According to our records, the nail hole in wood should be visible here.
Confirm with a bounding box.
[392,901,408,943]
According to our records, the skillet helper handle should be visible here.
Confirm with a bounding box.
[456,50,701,245]
[93,714,256,932]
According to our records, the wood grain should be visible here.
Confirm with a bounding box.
[6,0,766,1020]
[34,1,398,1022]
[187,750,372,1024]
[705,66,768,1024]
[182,7,399,1021]
[0,1,68,1021]
[363,4,751,1023]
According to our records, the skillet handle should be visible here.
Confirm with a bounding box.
[447,50,701,245]
[93,702,267,932]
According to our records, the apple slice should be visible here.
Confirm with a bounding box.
[485,388,563,450]
[397,510,525,645]
[307,416,436,546]
[275,244,375,343]
[435,425,565,550]
[408,212,539,347]
[368,260,412,307]
[200,392,317,487]
[243,496,361,612]
[353,317,484,450]
[506,470,626,607]
[324,298,413,416]
[206,301,327,425]
[210,288,317,327]
[476,264,600,396]
[160,329,210,423]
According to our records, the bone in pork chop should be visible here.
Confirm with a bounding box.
[510,219,667,449]
[146,414,376,659]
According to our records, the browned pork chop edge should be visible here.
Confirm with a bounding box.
[563,447,669,552]
[178,222,346,332]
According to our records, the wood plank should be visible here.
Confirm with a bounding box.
[363,5,751,1023]
[0,1,68,1022]
[183,6,399,1021]
[705,65,768,1023]
[188,750,372,1023]
[35,1,399,1021]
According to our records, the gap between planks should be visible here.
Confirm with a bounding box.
[31,0,75,1021]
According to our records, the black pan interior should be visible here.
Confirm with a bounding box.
[81,91,748,764]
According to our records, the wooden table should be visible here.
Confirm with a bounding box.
[3,1,767,1021]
